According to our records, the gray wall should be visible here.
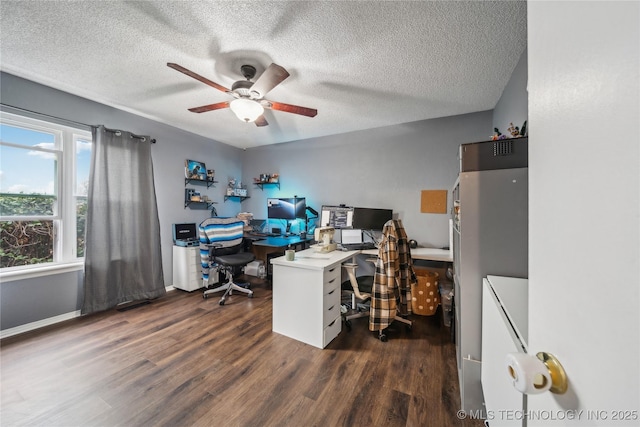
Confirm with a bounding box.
[493,48,528,136]
[0,47,527,333]
[241,112,492,248]
[0,271,83,330]
[1,72,244,331]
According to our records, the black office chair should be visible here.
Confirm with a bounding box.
[341,260,375,330]
[199,217,255,305]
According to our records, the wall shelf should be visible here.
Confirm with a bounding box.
[184,200,218,209]
[185,178,217,188]
[254,181,280,191]
[184,172,217,209]
[224,195,249,203]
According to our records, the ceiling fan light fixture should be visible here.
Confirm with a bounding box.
[230,98,264,123]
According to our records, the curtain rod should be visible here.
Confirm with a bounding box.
[1,103,156,143]
[101,126,156,143]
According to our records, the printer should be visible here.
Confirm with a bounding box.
[173,223,199,247]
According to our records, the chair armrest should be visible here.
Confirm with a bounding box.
[342,263,372,301]
[207,243,223,257]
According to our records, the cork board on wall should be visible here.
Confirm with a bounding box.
[421,190,447,214]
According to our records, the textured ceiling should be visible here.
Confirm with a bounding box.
[0,1,527,149]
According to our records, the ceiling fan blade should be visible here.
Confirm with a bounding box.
[249,63,290,99]
[167,63,230,93]
[264,100,318,118]
[188,101,230,113]
[254,115,269,127]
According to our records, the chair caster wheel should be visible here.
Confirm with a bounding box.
[203,294,207,299]
[219,300,225,306]
[379,333,388,342]
[406,324,412,332]
[345,319,352,331]
[248,292,254,298]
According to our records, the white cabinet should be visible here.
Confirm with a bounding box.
[481,276,528,427]
[452,165,528,413]
[172,245,202,292]
[271,249,357,349]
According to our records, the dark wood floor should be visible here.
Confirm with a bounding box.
[1,276,483,427]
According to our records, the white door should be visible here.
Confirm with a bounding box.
[526,2,639,426]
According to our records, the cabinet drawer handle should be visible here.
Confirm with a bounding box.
[328,319,336,327]
[328,289,335,295]
[327,305,335,312]
[328,278,336,284]
[328,267,336,273]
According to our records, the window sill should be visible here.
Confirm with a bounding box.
[0,261,84,282]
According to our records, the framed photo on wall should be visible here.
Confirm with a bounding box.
[185,159,206,181]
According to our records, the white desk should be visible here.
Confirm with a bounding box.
[411,247,453,262]
[361,246,453,262]
[271,246,452,349]
[271,248,359,348]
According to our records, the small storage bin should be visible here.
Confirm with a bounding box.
[439,281,454,327]
[244,260,264,277]
[411,271,440,316]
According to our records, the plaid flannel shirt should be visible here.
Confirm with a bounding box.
[369,219,416,331]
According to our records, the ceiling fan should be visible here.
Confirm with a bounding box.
[167,62,317,127]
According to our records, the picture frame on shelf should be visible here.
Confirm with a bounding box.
[185,159,206,181]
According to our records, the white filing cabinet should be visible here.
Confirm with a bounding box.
[172,245,202,292]
[271,248,358,349]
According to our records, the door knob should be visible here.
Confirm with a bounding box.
[506,352,568,395]
[536,352,568,394]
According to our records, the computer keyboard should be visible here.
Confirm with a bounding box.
[341,242,377,250]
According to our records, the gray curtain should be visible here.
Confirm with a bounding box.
[82,126,165,315]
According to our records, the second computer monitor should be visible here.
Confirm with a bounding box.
[267,197,306,220]
[352,207,393,230]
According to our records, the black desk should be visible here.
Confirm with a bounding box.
[245,234,313,278]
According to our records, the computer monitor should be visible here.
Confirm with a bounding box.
[172,223,197,242]
[267,197,306,220]
[352,207,393,230]
[341,228,363,244]
[320,205,354,228]
[294,198,306,218]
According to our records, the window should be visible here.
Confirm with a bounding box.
[0,112,92,271]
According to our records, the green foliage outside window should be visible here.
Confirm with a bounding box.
[1,219,54,267]
[0,194,87,268]
[0,193,55,216]
[76,197,87,258]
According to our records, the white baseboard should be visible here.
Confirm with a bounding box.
[1,286,176,340]
[0,310,82,339]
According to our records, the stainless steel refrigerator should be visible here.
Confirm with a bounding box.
[452,137,528,413]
